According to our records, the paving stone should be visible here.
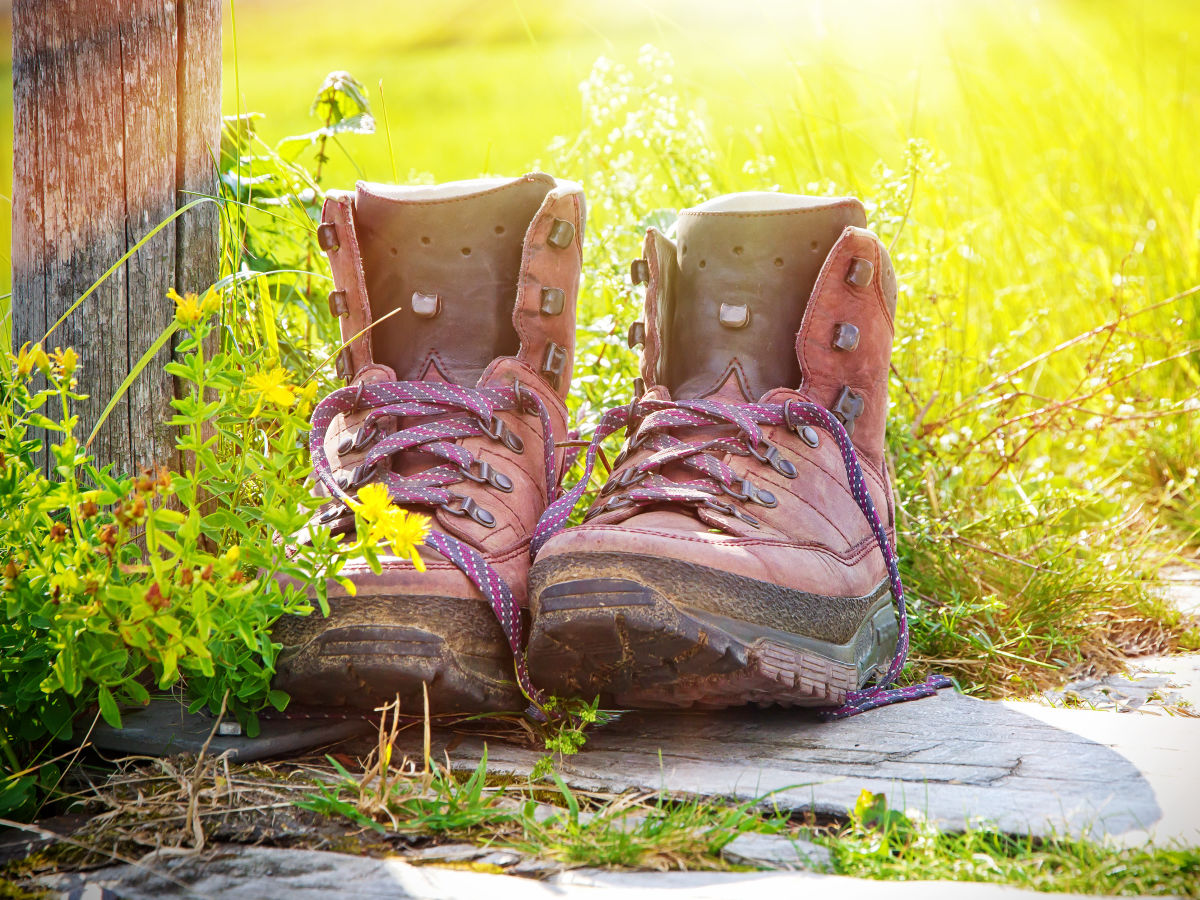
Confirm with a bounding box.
[720,832,831,870]
[385,690,1199,846]
[91,700,372,761]
[404,842,495,862]
[33,845,1147,899]
[402,844,522,867]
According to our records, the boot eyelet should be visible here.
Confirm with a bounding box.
[630,258,649,285]
[441,494,496,528]
[831,386,866,436]
[461,460,513,493]
[702,499,760,527]
[751,441,797,478]
[783,400,821,449]
[349,461,378,489]
[513,380,541,417]
[547,218,575,249]
[753,488,777,508]
[480,417,525,454]
[540,287,566,316]
[585,496,634,519]
[628,429,652,451]
[341,422,378,453]
[316,223,339,252]
[720,478,774,507]
[601,467,645,495]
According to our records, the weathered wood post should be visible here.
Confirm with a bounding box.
[11,0,221,475]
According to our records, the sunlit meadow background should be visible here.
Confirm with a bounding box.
[1,0,1198,692]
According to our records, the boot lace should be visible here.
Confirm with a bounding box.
[531,396,952,720]
[309,379,557,716]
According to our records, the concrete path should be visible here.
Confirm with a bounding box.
[37,845,1148,900]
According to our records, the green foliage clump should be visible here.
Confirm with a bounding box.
[0,73,433,820]
[0,298,342,818]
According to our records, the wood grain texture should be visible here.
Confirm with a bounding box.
[11,0,220,476]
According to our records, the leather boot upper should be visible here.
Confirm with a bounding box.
[539,193,898,602]
[311,173,585,604]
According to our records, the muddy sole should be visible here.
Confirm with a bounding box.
[272,594,521,714]
[527,552,897,709]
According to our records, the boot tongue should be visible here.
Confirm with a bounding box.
[665,193,867,401]
[354,175,555,386]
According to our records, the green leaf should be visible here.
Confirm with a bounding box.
[98,685,122,729]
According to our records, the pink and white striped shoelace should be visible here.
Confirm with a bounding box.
[532,396,952,720]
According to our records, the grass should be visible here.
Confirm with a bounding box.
[822,790,1200,896]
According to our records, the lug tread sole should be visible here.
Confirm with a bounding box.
[529,589,858,709]
[272,595,520,714]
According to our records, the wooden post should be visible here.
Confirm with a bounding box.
[11,0,221,476]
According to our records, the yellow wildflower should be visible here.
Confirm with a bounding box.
[170,288,203,326]
[350,484,430,572]
[199,288,222,317]
[296,379,320,412]
[353,483,393,521]
[50,346,78,378]
[14,342,50,378]
[247,367,298,409]
[375,508,431,572]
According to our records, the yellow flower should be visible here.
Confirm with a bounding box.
[170,287,221,326]
[170,288,203,325]
[350,484,430,572]
[375,508,431,572]
[200,288,222,317]
[14,342,50,378]
[247,367,297,408]
[353,483,392,520]
[50,346,78,378]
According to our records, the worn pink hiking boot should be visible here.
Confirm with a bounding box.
[273,174,584,714]
[526,193,948,716]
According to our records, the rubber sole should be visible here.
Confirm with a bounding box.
[272,593,521,714]
[527,552,898,709]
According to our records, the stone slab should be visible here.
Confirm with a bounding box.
[720,832,831,870]
[91,701,372,762]
[36,845,1159,899]
[386,690,1200,846]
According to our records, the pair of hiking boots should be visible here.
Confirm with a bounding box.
[274,173,944,720]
